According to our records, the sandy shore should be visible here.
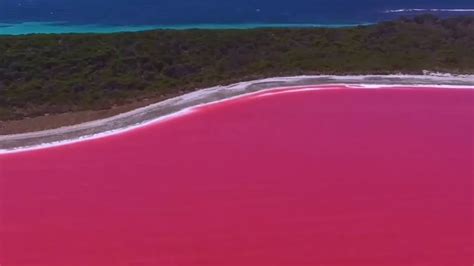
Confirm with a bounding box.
[1,74,474,153]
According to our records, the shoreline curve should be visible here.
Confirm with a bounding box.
[1,74,474,153]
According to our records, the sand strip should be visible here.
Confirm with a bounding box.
[1,74,474,153]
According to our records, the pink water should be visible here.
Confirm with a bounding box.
[1,86,473,266]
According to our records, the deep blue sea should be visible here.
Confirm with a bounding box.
[1,0,473,34]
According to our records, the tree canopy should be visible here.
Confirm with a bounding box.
[1,15,473,120]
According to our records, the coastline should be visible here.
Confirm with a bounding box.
[0,21,369,35]
[3,17,473,124]
[1,74,474,153]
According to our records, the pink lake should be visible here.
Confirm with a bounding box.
[1,86,473,266]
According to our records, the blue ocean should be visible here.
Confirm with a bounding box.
[1,0,473,34]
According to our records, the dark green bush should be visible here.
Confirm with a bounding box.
[0,15,473,120]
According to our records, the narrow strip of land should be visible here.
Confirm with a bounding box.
[1,75,473,152]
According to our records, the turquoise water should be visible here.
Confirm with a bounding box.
[1,0,471,35]
[1,0,472,36]
[0,21,369,35]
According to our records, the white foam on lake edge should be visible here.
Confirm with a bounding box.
[1,80,473,155]
[0,108,195,155]
[252,84,473,98]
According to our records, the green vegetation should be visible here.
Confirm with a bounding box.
[1,15,473,120]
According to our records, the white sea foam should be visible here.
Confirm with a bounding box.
[0,109,196,155]
[0,85,283,154]
[385,8,474,13]
[253,84,473,98]
[1,75,473,155]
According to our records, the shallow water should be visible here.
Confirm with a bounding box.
[1,87,473,265]
[0,21,366,35]
[1,0,473,34]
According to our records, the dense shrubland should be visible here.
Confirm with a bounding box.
[0,15,473,120]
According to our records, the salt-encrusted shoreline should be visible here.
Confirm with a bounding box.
[1,74,474,153]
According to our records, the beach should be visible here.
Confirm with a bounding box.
[1,74,474,152]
